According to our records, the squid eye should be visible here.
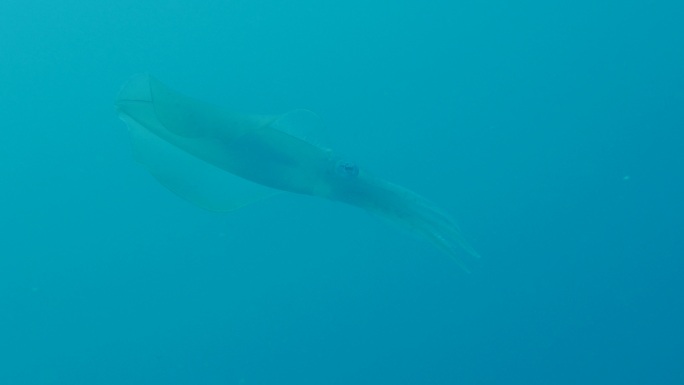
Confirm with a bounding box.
[335,159,359,177]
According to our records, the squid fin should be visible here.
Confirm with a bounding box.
[117,74,278,212]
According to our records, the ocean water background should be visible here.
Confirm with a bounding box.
[1,1,682,384]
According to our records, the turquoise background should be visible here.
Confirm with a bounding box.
[1,1,682,384]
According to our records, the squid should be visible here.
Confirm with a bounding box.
[115,74,479,270]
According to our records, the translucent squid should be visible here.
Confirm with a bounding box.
[115,74,479,271]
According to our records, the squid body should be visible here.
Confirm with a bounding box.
[115,74,479,270]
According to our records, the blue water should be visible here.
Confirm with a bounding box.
[1,1,682,384]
